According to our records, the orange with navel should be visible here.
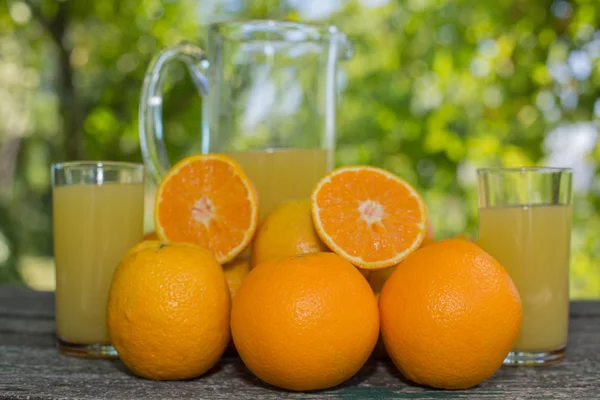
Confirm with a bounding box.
[154,154,259,264]
[231,252,379,391]
[107,241,230,381]
[311,166,428,270]
[379,239,522,390]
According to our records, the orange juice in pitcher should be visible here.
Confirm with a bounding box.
[139,21,351,217]
[226,149,330,219]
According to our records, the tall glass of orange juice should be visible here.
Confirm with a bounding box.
[52,161,145,358]
[477,167,572,366]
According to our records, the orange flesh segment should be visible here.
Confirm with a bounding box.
[312,167,427,269]
[156,155,258,263]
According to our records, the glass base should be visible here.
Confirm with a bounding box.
[57,338,118,358]
[503,347,565,366]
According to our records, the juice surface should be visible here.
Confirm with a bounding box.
[226,148,331,220]
[53,182,144,344]
[478,204,572,352]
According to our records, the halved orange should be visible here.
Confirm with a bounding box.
[155,154,259,264]
[311,166,427,270]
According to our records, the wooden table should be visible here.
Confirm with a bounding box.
[1,286,599,399]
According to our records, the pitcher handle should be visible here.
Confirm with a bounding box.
[139,42,209,184]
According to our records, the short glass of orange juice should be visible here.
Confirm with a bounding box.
[477,167,572,366]
[51,161,145,358]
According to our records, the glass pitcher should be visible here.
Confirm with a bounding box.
[139,20,351,219]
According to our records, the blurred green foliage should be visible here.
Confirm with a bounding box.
[0,0,599,297]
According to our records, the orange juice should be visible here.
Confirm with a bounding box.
[478,204,572,352]
[53,182,144,344]
[226,148,331,220]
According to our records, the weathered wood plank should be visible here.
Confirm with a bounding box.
[0,349,599,400]
[0,285,54,318]
[570,300,600,317]
[1,286,599,399]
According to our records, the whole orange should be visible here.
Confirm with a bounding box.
[379,239,522,390]
[250,199,327,268]
[107,241,230,381]
[231,252,379,391]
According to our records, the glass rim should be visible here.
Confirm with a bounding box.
[208,19,343,42]
[52,161,144,171]
[477,166,572,175]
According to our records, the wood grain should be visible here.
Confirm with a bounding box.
[1,286,599,399]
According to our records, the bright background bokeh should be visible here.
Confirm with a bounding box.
[0,0,599,297]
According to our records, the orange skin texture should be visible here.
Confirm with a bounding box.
[311,166,428,270]
[379,239,522,390]
[231,252,380,391]
[222,256,250,300]
[155,154,259,264]
[250,199,328,269]
[107,241,231,381]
